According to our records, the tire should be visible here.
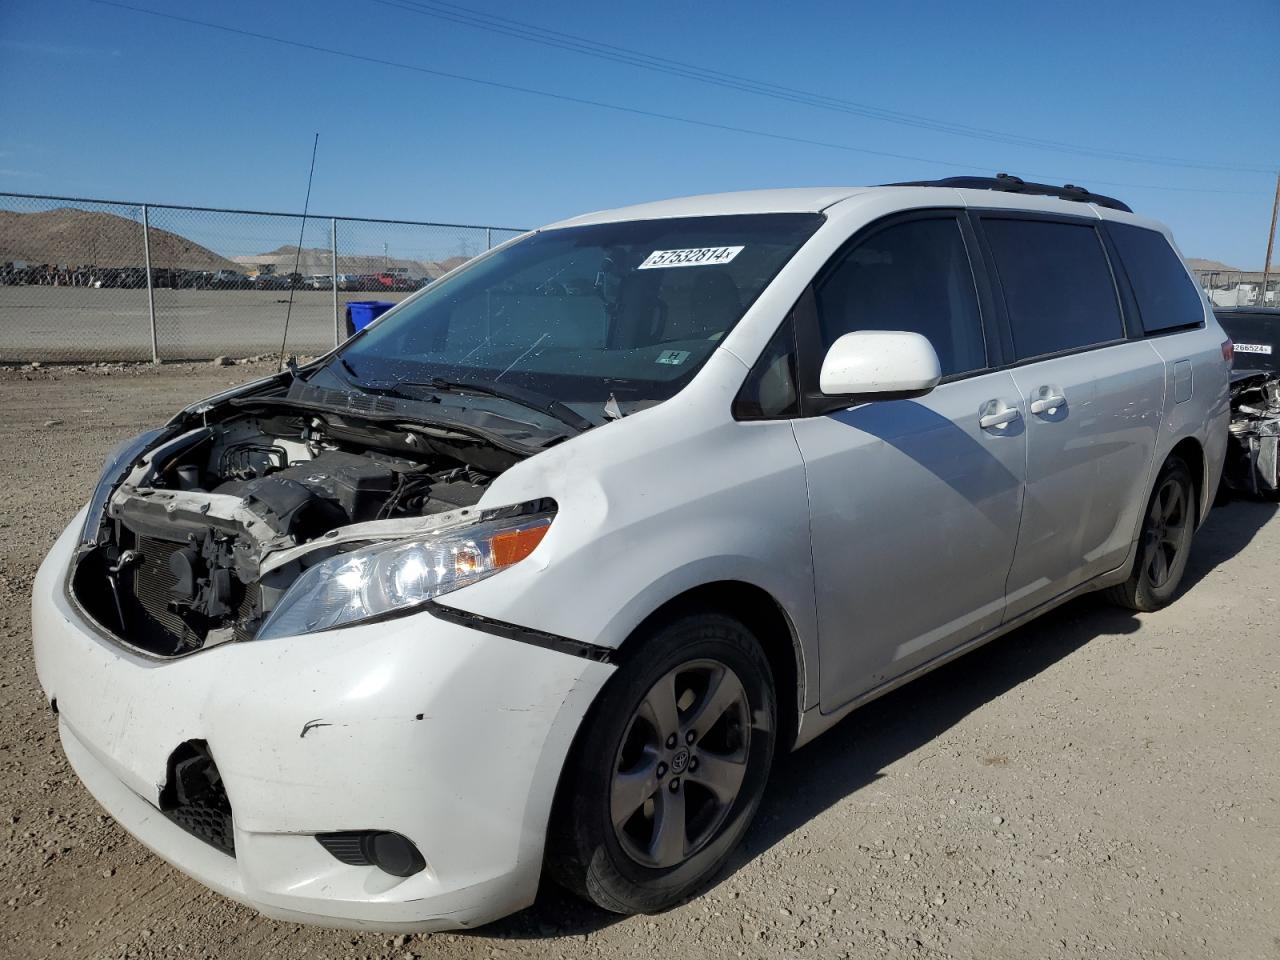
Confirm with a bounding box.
[547,611,777,914]
[1106,455,1196,612]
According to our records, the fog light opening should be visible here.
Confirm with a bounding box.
[316,830,426,878]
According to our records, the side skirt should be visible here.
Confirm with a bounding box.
[791,562,1132,750]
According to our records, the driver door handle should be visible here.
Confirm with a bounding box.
[979,399,1022,430]
[1029,386,1067,416]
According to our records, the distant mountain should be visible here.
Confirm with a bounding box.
[1186,258,1244,272]
[0,207,237,270]
[234,246,476,280]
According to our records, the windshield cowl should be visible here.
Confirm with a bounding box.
[285,366,577,443]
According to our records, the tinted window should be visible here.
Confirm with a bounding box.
[815,218,987,377]
[734,317,799,419]
[983,218,1124,360]
[1109,223,1205,334]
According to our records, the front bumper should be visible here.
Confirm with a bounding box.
[32,513,614,931]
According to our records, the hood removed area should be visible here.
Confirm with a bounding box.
[71,384,531,657]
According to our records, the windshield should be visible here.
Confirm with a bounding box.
[335,213,823,415]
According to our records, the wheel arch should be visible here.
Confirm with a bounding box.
[1168,436,1206,526]
[614,580,807,753]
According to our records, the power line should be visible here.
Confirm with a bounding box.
[88,0,1269,198]
[374,0,1275,176]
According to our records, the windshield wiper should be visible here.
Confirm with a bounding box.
[335,354,361,381]
[396,376,594,433]
[327,355,592,433]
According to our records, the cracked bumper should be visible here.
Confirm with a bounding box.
[32,513,614,931]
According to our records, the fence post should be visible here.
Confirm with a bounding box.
[141,204,158,363]
[331,218,340,347]
[486,227,492,251]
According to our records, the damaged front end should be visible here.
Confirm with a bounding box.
[69,374,558,657]
[1224,373,1280,499]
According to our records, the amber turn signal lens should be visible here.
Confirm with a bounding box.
[490,521,550,567]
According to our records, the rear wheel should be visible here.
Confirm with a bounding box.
[1106,456,1195,612]
[547,612,776,914]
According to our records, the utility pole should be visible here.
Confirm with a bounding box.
[1261,171,1280,307]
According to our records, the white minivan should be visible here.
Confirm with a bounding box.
[34,177,1229,930]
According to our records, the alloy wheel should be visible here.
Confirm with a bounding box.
[1144,473,1189,588]
[610,659,751,869]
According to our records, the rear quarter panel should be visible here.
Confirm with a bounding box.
[1094,208,1230,526]
[1145,321,1230,524]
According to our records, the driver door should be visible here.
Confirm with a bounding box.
[789,213,1027,711]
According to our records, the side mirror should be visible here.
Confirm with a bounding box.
[819,330,942,399]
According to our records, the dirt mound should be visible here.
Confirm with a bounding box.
[0,207,236,271]
[1186,257,1242,272]
[233,247,473,280]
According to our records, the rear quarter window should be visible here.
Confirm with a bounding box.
[1108,223,1205,334]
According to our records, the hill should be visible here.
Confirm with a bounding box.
[0,207,237,271]
[233,246,475,280]
[1186,258,1243,272]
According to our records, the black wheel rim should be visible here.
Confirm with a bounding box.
[1144,474,1189,589]
[610,659,751,869]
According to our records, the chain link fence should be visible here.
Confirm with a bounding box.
[1190,267,1278,309]
[0,192,524,363]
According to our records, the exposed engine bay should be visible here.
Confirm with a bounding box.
[1224,373,1280,499]
[70,386,522,657]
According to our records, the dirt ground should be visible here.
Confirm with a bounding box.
[0,362,1276,960]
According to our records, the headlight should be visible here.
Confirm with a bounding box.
[256,512,553,640]
[80,427,168,546]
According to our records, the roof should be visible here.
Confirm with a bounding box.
[541,180,1145,230]
[544,188,870,228]
[1214,306,1280,315]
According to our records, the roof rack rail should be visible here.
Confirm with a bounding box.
[886,172,1133,213]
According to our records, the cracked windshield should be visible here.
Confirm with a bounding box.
[335,213,823,422]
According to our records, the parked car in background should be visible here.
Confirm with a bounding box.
[209,270,250,289]
[34,177,1228,932]
[1214,306,1280,498]
[253,272,305,290]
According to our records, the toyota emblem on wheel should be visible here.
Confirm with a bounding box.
[671,748,690,773]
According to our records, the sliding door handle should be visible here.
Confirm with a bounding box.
[1029,386,1067,416]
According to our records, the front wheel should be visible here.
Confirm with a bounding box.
[1107,455,1196,612]
[547,612,776,914]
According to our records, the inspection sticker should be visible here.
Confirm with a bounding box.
[1234,342,1273,355]
[637,246,744,269]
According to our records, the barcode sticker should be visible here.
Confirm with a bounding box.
[638,246,744,269]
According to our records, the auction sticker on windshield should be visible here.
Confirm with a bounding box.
[638,246,744,269]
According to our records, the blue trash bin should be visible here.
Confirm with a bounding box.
[345,300,395,338]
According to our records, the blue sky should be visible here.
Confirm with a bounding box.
[1,0,1277,266]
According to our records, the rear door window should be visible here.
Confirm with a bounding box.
[1108,223,1205,334]
[982,218,1124,360]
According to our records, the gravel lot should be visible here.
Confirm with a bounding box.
[1,362,1276,960]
